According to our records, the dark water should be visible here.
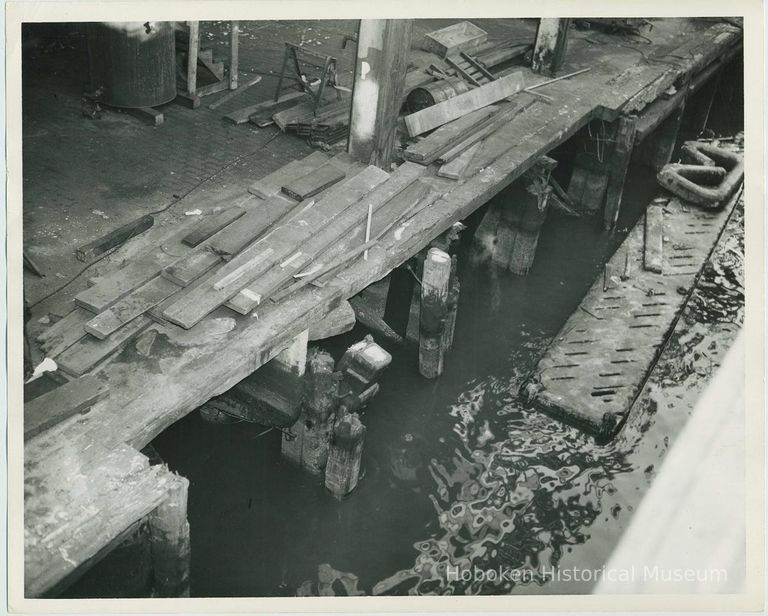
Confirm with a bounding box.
[147,166,670,597]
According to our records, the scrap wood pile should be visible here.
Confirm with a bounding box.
[33,150,439,392]
[398,21,589,181]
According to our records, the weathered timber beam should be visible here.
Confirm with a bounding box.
[531,18,570,76]
[348,19,413,170]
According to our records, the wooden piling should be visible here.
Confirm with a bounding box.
[348,19,413,169]
[603,114,638,230]
[531,19,571,76]
[683,74,720,138]
[637,101,686,171]
[442,255,460,351]
[324,412,366,499]
[298,348,339,474]
[419,247,452,378]
[147,472,191,598]
[472,157,555,275]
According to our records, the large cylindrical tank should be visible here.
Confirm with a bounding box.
[87,21,176,108]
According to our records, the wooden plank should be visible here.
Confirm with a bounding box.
[209,195,302,258]
[403,72,524,137]
[402,106,497,164]
[281,162,346,201]
[437,141,482,180]
[644,205,664,274]
[36,308,91,358]
[248,92,308,127]
[181,207,246,247]
[308,301,356,340]
[227,166,425,313]
[163,166,389,328]
[75,215,154,263]
[422,21,487,58]
[248,151,328,198]
[84,277,181,340]
[162,249,222,287]
[224,90,305,125]
[435,100,534,164]
[24,375,107,441]
[56,316,151,377]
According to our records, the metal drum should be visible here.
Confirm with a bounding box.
[406,77,469,113]
[87,21,176,108]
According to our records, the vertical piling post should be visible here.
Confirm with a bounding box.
[419,247,452,378]
[531,19,571,76]
[279,330,311,465]
[298,348,339,475]
[325,412,366,499]
[441,255,460,351]
[638,102,686,171]
[348,19,413,170]
[684,74,720,138]
[603,113,638,230]
[472,157,556,275]
[228,21,239,90]
[186,21,199,96]
[148,472,191,598]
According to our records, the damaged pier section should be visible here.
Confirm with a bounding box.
[20,16,744,598]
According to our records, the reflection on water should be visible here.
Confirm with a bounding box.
[372,366,633,595]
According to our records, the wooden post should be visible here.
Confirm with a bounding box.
[148,473,191,598]
[186,21,199,96]
[324,412,366,499]
[297,348,339,474]
[473,157,556,274]
[637,101,686,171]
[603,114,638,230]
[229,21,239,90]
[442,255,460,351]
[683,74,720,138]
[532,19,570,76]
[419,247,452,378]
[348,19,413,170]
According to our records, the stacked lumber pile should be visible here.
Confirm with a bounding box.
[33,150,438,389]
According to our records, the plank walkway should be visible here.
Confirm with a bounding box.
[522,186,742,439]
[20,19,743,597]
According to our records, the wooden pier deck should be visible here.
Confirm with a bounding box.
[21,18,743,596]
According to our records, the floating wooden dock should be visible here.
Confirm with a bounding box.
[522,185,742,440]
[21,18,743,597]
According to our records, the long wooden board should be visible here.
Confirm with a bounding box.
[437,141,482,180]
[644,205,664,273]
[248,151,328,198]
[181,207,246,247]
[84,276,181,340]
[25,375,107,441]
[402,106,497,164]
[162,165,390,328]
[403,71,524,136]
[223,90,306,125]
[227,164,428,313]
[56,316,151,377]
[36,308,91,358]
[281,162,346,201]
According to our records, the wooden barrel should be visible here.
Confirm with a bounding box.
[406,77,469,112]
[87,21,176,109]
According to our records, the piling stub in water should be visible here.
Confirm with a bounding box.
[419,247,452,378]
[282,347,339,474]
[148,471,191,597]
[472,157,556,275]
[325,411,366,499]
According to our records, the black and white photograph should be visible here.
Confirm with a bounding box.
[4,2,764,612]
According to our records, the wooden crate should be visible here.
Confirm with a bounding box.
[422,21,487,58]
